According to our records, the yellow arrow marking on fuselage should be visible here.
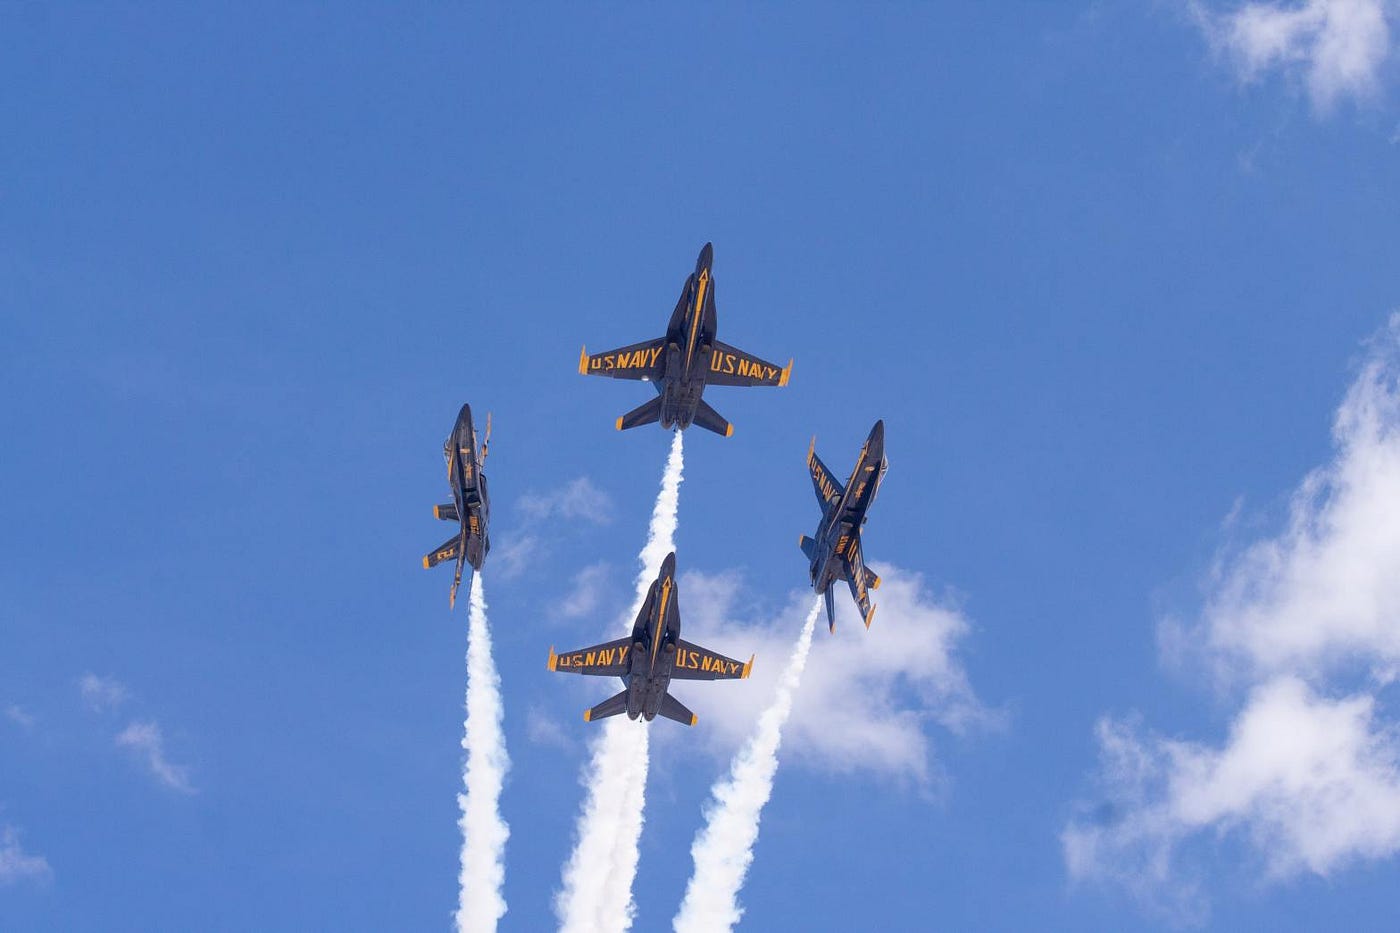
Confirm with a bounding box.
[685,269,709,369]
[651,575,673,665]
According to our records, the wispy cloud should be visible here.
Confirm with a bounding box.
[1194,0,1396,112]
[519,477,614,525]
[79,673,128,713]
[116,721,194,794]
[0,826,51,886]
[491,534,540,581]
[4,705,35,729]
[674,566,994,784]
[552,562,615,622]
[527,707,576,752]
[1068,315,1400,918]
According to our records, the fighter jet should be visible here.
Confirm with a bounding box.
[423,403,491,608]
[799,420,888,633]
[577,242,792,437]
[547,552,753,725]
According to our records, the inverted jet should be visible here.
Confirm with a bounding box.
[423,403,491,608]
[577,242,792,437]
[800,420,888,633]
[547,552,753,725]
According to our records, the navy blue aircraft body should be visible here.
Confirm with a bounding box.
[800,420,888,633]
[578,243,791,437]
[423,403,491,608]
[547,552,753,725]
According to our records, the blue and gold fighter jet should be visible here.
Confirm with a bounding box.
[577,243,792,437]
[423,403,491,608]
[800,420,888,633]
[547,552,753,725]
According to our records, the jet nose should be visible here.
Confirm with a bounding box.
[696,242,714,273]
[455,402,474,436]
[869,419,884,444]
[660,551,677,579]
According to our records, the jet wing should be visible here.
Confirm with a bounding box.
[841,534,879,629]
[807,440,844,509]
[705,340,792,387]
[548,638,634,677]
[670,639,753,681]
[579,338,667,381]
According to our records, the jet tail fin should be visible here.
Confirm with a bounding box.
[657,692,697,727]
[433,503,459,522]
[824,586,836,634]
[616,396,663,431]
[692,398,733,437]
[583,690,629,723]
[799,535,818,561]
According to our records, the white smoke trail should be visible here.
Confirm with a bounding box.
[455,575,511,932]
[672,597,823,933]
[556,430,685,933]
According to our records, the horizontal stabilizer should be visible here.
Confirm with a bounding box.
[617,396,663,431]
[692,398,732,437]
[864,567,881,590]
[433,502,459,522]
[584,690,629,723]
[799,535,817,561]
[657,692,697,726]
[423,534,462,569]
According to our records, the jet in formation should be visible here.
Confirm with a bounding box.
[800,420,888,633]
[423,403,491,608]
[578,242,792,437]
[547,551,753,725]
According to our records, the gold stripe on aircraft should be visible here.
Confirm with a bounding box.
[685,269,708,368]
[651,576,673,664]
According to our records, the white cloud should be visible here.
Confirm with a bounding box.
[491,534,539,581]
[0,826,51,886]
[519,477,614,525]
[4,705,34,729]
[667,565,993,783]
[116,721,194,794]
[1067,679,1400,913]
[1069,315,1400,911]
[79,673,128,713]
[1191,318,1400,679]
[552,562,614,622]
[1196,0,1395,111]
[527,707,576,751]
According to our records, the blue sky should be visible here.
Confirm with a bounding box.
[5,2,1400,930]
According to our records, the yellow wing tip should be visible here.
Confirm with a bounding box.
[778,358,793,387]
[742,654,754,679]
[578,346,589,375]
[547,647,557,671]
[864,604,878,630]
[421,556,431,569]
[807,435,816,460]
[871,575,881,590]
[583,708,592,722]
[724,423,734,438]
[688,714,697,726]
[615,416,624,431]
